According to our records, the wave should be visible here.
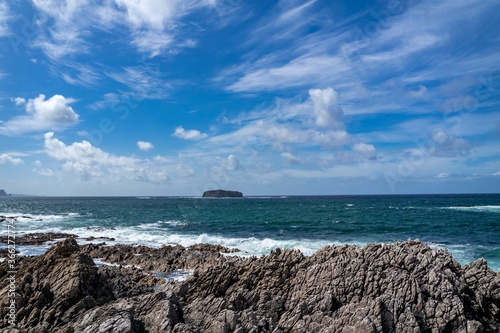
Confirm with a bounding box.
[0,212,83,223]
[443,205,500,213]
[14,222,361,257]
[10,226,500,272]
[429,243,500,272]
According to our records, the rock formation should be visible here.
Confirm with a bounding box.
[0,189,7,197]
[0,238,499,332]
[0,233,78,246]
[202,190,243,198]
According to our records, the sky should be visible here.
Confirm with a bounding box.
[0,0,499,196]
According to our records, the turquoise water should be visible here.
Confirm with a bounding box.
[1,194,499,271]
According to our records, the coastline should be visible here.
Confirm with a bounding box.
[1,236,499,332]
[2,194,500,272]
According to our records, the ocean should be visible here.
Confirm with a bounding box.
[1,194,499,271]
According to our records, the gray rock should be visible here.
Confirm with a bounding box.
[1,239,499,332]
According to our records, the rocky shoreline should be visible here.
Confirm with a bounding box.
[0,236,499,332]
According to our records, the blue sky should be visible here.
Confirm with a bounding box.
[0,0,499,196]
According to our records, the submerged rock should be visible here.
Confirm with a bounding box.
[0,239,499,332]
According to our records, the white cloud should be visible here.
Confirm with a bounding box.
[263,123,309,145]
[281,152,301,165]
[34,160,42,166]
[0,94,79,135]
[0,154,23,165]
[312,130,350,148]
[89,93,121,110]
[154,155,174,163]
[205,87,352,151]
[31,0,217,59]
[115,0,181,29]
[177,163,195,177]
[0,3,10,37]
[131,30,174,57]
[227,55,349,92]
[33,168,56,176]
[251,0,318,43]
[172,126,208,140]
[437,173,449,178]
[226,154,241,171]
[44,132,136,166]
[31,0,92,59]
[43,132,169,184]
[106,66,172,99]
[431,130,471,157]
[493,171,500,176]
[10,97,26,106]
[353,143,377,160]
[57,62,102,87]
[220,0,500,138]
[137,141,154,151]
[309,88,344,129]
[62,161,104,180]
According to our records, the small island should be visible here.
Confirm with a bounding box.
[0,190,8,197]
[202,189,243,198]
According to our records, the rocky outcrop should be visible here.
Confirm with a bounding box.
[0,238,160,331]
[1,239,499,332]
[185,241,500,332]
[0,233,78,246]
[80,242,241,272]
[0,190,7,197]
[202,190,243,198]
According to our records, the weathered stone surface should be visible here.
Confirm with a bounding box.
[184,240,500,332]
[0,239,499,332]
[0,238,158,331]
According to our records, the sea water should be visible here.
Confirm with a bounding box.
[0,194,499,271]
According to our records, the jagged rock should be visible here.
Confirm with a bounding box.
[0,239,499,332]
[202,190,243,198]
[69,290,183,333]
[184,240,500,332]
[0,238,157,331]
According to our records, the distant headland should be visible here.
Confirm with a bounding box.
[0,189,8,197]
[202,189,243,198]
